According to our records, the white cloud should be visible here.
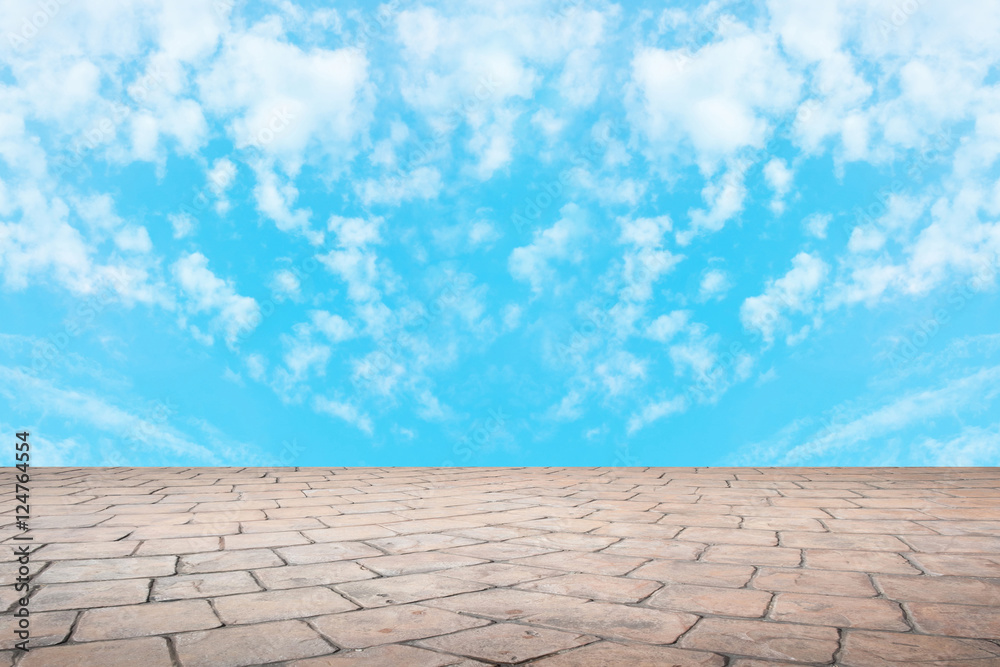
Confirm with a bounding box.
[313,396,373,435]
[311,310,355,342]
[699,269,730,301]
[509,204,586,295]
[252,163,320,244]
[113,226,152,253]
[803,212,831,239]
[319,215,385,303]
[168,211,195,239]
[627,395,687,434]
[764,157,793,213]
[270,269,300,301]
[173,252,260,347]
[617,215,681,302]
[645,310,690,343]
[741,251,828,344]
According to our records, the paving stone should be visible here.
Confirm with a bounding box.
[769,592,908,630]
[304,525,402,543]
[415,622,595,663]
[507,532,620,551]
[35,556,176,583]
[357,552,487,576]
[803,548,921,574]
[601,537,704,560]
[523,600,698,644]
[511,550,647,575]
[701,544,801,566]
[530,641,726,666]
[906,601,1000,638]
[629,560,755,587]
[337,573,490,607]
[0,610,76,649]
[30,578,150,611]
[73,599,221,640]
[288,644,488,666]
[907,552,1000,577]
[254,561,378,589]
[276,541,383,565]
[678,617,839,663]
[875,574,1000,605]
[135,536,220,556]
[151,571,261,600]
[422,587,589,620]
[840,630,1000,666]
[17,637,172,667]
[438,562,556,586]
[174,619,332,667]
[752,566,877,596]
[647,583,772,617]
[516,572,661,602]
[779,531,910,551]
[223,531,311,549]
[676,527,778,545]
[127,523,240,540]
[903,535,1000,553]
[32,541,139,560]
[214,586,357,623]
[311,604,490,648]
[179,548,283,573]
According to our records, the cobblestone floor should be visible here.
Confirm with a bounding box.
[3,467,1000,666]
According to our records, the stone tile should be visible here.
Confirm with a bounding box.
[804,549,921,574]
[213,586,357,624]
[135,536,220,556]
[507,532,620,551]
[127,523,240,540]
[905,535,1000,553]
[647,583,772,617]
[35,556,176,583]
[676,527,778,545]
[629,560,755,587]
[17,637,172,667]
[357,552,487,576]
[524,600,698,644]
[840,630,1000,666]
[907,602,1000,639]
[437,562,556,586]
[752,567,877,596]
[601,537,704,560]
[657,513,743,528]
[590,522,683,538]
[311,604,490,648]
[179,548,283,573]
[222,531,310,549]
[443,541,557,560]
[0,610,76,649]
[740,517,826,532]
[822,519,938,534]
[876,574,1000,605]
[33,541,139,560]
[73,599,220,640]
[15,527,133,543]
[416,622,595,663]
[422,588,589,620]
[337,573,490,607]
[678,618,839,663]
[702,544,801,566]
[511,551,647,575]
[303,525,400,543]
[779,531,910,551]
[908,552,1000,577]
[288,644,488,666]
[769,592,908,630]
[530,641,726,667]
[276,541,383,565]
[510,518,608,533]
[239,517,327,533]
[253,561,377,589]
[516,573,661,603]
[174,619,332,667]
[30,578,150,611]
[151,571,261,601]
[444,525,547,541]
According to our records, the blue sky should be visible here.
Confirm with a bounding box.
[2,0,999,467]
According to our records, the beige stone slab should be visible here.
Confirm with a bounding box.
[337,573,490,607]
[151,571,261,601]
[30,578,150,611]
[17,637,173,667]
[35,556,176,583]
[311,604,490,648]
[73,599,221,640]
[213,586,357,624]
[174,619,333,667]
[253,561,378,589]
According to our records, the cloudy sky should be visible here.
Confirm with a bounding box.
[2,0,999,467]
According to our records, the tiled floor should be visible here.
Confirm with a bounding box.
[4,467,1000,666]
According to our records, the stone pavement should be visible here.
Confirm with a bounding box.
[3,467,1000,666]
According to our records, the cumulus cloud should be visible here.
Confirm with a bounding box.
[741,252,828,345]
[172,252,260,347]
